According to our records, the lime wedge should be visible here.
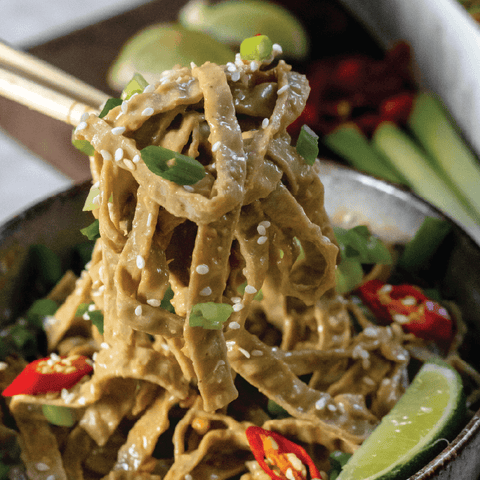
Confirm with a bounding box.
[337,360,466,480]
[108,23,234,90]
[179,0,309,60]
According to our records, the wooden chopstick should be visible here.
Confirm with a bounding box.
[0,41,109,126]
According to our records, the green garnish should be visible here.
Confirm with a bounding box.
[26,298,58,329]
[83,184,101,211]
[237,281,263,301]
[80,220,100,241]
[329,451,352,480]
[41,404,76,427]
[267,399,289,418]
[240,34,274,61]
[189,302,234,330]
[296,124,319,165]
[72,139,95,156]
[99,98,123,118]
[76,303,104,334]
[122,73,149,100]
[161,284,176,313]
[334,225,392,294]
[141,145,206,185]
[28,244,63,287]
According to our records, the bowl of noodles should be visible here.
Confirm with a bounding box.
[1,47,480,480]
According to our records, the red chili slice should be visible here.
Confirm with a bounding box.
[2,354,93,397]
[246,425,322,480]
[357,279,453,344]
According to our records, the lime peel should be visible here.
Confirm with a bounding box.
[338,360,465,480]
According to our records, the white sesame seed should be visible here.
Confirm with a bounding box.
[147,299,161,307]
[135,305,143,316]
[136,255,145,269]
[272,43,283,55]
[76,122,88,133]
[250,61,260,72]
[144,84,155,93]
[200,286,212,296]
[78,397,86,405]
[185,474,193,480]
[0,362,7,371]
[363,376,375,386]
[183,185,194,192]
[124,159,135,170]
[190,62,197,69]
[229,321,241,329]
[277,84,289,95]
[142,107,154,116]
[196,264,209,275]
[132,154,141,163]
[112,126,126,135]
[286,468,295,480]
[80,112,89,122]
[380,284,393,293]
[327,404,337,412]
[147,213,153,227]
[46,475,56,480]
[115,148,124,161]
[100,150,112,161]
[257,225,267,236]
[231,297,242,303]
[121,101,129,113]
[262,118,270,129]
[257,235,268,245]
[101,342,110,349]
[227,62,237,72]
[92,352,98,361]
[315,397,327,410]
[393,313,409,324]
[212,141,221,152]
[232,303,244,312]
[244,285,257,294]
[251,350,263,356]
[82,312,90,321]
[238,347,251,358]
[36,463,50,471]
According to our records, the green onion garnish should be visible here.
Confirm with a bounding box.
[161,284,176,313]
[141,145,206,185]
[80,220,100,241]
[189,302,234,330]
[240,35,274,61]
[76,303,104,334]
[122,73,149,100]
[99,98,122,118]
[42,404,76,427]
[72,139,95,156]
[26,298,58,329]
[296,124,319,165]
[83,184,101,211]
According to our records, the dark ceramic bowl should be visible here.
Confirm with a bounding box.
[1,161,480,479]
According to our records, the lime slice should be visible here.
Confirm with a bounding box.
[179,0,309,60]
[337,360,466,480]
[108,23,234,90]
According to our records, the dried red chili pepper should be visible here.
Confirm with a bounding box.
[357,279,453,344]
[245,425,322,480]
[2,354,93,397]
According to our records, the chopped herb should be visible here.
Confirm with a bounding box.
[267,399,290,418]
[189,302,234,330]
[122,73,149,100]
[141,145,205,185]
[296,124,319,165]
[240,35,273,61]
[76,303,104,334]
[72,139,95,156]
[329,451,352,480]
[80,220,100,241]
[42,404,76,427]
[161,284,176,313]
[26,298,58,329]
[83,184,101,211]
[99,98,122,118]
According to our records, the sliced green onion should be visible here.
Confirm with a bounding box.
[237,281,263,301]
[83,184,101,211]
[99,98,123,118]
[141,145,206,185]
[26,298,58,329]
[240,34,274,61]
[80,220,100,241]
[398,217,452,272]
[296,124,319,165]
[122,73,149,100]
[161,284,176,313]
[42,404,76,427]
[329,451,352,480]
[335,258,364,295]
[189,302,234,330]
[76,303,104,334]
[267,399,289,418]
[72,139,95,156]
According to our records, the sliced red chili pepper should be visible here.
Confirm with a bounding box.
[245,425,322,480]
[357,279,453,344]
[2,354,93,397]
[379,91,415,126]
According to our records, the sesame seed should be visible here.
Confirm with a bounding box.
[262,118,270,129]
[101,342,110,349]
[257,225,266,235]
[277,84,289,95]
[393,313,409,324]
[259,220,271,228]
[250,61,260,72]
[272,43,283,55]
[212,141,221,152]
[142,107,154,116]
[80,112,89,122]
[257,235,268,245]
[380,284,393,293]
[135,305,142,316]
[36,463,50,471]
[185,475,193,480]
[196,264,209,275]
[144,84,155,93]
[315,397,327,410]
[0,362,7,371]
[227,62,237,72]
[327,404,337,412]
[363,376,375,386]
[147,213,153,227]
[238,347,251,358]
[190,62,197,69]
[124,159,136,170]
[112,126,126,135]
[78,397,86,405]
[147,299,161,307]
[75,121,87,133]
[121,101,129,113]
[100,150,112,161]
[132,154,141,163]
[231,296,242,303]
[251,350,263,356]
[115,148,124,161]
[136,255,145,269]
[83,312,90,321]
[229,321,241,329]
[200,286,212,296]
[183,185,194,192]
[286,468,295,480]
[232,303,244,312]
